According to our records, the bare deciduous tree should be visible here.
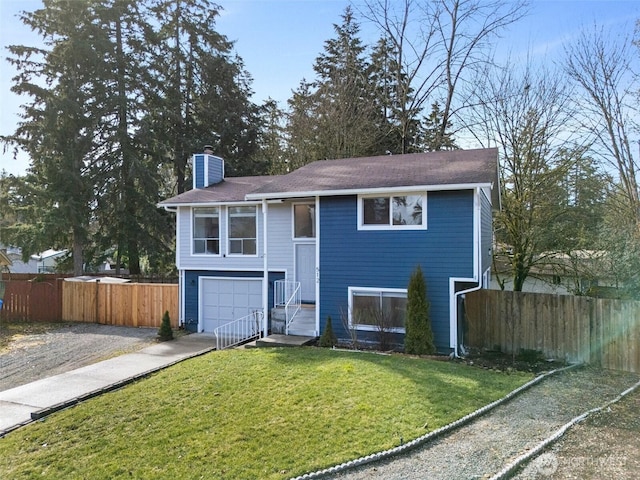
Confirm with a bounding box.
[468,61,576,291]
[360,0,528,152]
[564,25,640,223]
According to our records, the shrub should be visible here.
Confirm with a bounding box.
[318,315,337,348]
[158,310,174,341]
[404,265,435,355]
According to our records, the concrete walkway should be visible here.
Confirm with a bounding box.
[0,334,217,436]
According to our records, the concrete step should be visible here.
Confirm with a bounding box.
[254,334,317,348]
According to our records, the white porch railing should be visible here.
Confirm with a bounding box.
[274,279,301,335]
[213,310,264,350]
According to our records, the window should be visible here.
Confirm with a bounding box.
[360,194,425,229]
[348,288,407,332]
[293,203,315,238]
[193,207,219,254]
[228,206,257,255]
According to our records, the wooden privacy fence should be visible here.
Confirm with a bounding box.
[465,289,640,373]
[0,279,63,322]
[62,281,179,328]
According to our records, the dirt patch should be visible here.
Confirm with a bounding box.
[0,321,159,392]
[457,347,568,374]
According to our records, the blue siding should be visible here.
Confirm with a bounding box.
[480,191,493,276]
[194,154,205,188]
[193,154,224,189]
[318,191,475,351]
[207,155,224,184]
[183,270,284,332]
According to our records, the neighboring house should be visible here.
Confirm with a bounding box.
[0,246,39,274]
[159,148,499,355]
[31,249,68,274]
[491,250,617,296]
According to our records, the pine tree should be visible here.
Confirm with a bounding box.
[420,102,457,152]
[158,310,174,341]
[319,315,338,348]
[286,6,380,164]
[404,265,435,355]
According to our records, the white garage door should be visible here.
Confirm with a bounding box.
[201,278,263,333]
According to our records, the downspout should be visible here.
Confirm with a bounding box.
[315,195,320,336]
[451,188,483,358]
[262,199,269,338]
[179,269,185,328]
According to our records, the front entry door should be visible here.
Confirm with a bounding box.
[295,243,316,303]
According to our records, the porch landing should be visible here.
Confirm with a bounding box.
[244,334,316,348]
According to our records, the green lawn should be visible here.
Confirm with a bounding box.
[0,348,532,479]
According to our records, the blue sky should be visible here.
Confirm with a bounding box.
[1,0,639,176]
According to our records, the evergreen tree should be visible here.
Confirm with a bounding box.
[286,7,380,164]
[419,102,457,151]
[404,265,435,355]
[4,0,103,274]
[158,310,174,341]
[318,315,338,348]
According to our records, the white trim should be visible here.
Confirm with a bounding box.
[357,192,427,231]
[315,196,320,335]
[160,200,263,208]
[245,182,493,201]
[262,199,269,337]
[347,286,408,334]
[179,269,185,326]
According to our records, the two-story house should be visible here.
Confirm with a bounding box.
[159,148,499,355]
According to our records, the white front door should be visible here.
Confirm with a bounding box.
[295,243,316,303]
[200,278,263,332]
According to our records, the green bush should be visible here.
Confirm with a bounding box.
[158,310,174,341]
[318,315,337,348]
[404,265,435,355]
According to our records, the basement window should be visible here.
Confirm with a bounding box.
[348,287,407,333]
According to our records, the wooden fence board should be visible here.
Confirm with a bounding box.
[60,281,178,328]
[466,289,640,373]
[1,279,62,322]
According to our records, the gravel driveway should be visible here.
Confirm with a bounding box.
[0,323,158,392]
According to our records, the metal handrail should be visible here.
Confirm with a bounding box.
[273,280,301,334]
[213,310,264,350]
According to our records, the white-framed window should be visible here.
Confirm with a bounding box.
[293,203,315,239]
[228,206,257,255]
[193,207,220,255]
[348,287,407,333]
[358,193,426,230]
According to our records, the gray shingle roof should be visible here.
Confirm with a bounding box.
[159,148,499,206]
[159,176,280,206]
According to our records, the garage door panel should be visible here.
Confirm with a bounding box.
[200,278,263,333]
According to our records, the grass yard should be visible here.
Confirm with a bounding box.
[0,347,532,479]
